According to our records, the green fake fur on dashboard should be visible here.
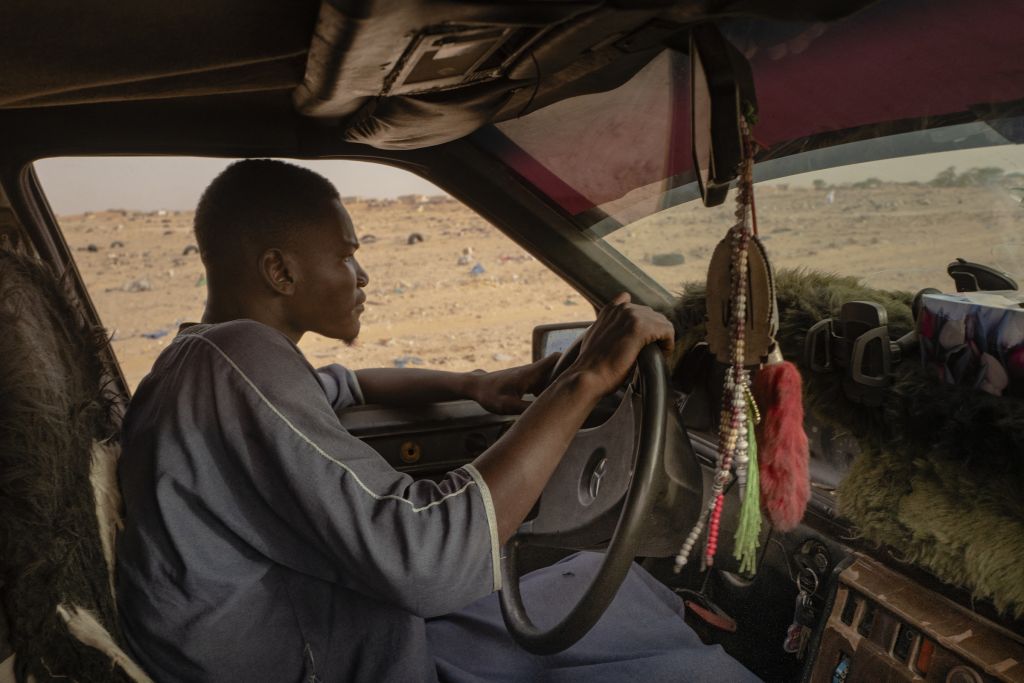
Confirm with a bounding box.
[671,268,1024,618]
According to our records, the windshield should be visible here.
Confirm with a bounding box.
[597,135,1024,293]
[473,0,1024,293]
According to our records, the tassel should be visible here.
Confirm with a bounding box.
[752,360,810,531]
[733,409,761,574]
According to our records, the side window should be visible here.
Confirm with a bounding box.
[36,158,592,391]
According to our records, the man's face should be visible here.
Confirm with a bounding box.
[287,199,368,343]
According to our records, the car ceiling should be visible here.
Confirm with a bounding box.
[0,1,319,108]
[1,0,1020,338]
[0,0,876,153]
[481,0,1024,220]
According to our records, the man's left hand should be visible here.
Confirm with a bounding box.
[467,353,560,414]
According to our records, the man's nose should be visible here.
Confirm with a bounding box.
[355,259,369,287]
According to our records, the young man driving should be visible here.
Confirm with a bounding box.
[115,160,759,682]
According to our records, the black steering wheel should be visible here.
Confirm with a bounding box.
[498,340,668,655]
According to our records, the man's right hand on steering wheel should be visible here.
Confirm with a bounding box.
[494,293,675,653]
[569,292,675,397]
[470,293,674,544]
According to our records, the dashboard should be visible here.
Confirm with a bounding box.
[336,391,1024,683]
[810,555,1024,683]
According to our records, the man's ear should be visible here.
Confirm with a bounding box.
[259,248,296,295]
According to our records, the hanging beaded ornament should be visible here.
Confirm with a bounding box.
[674,115,776,575]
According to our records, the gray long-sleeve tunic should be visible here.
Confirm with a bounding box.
[116,320,501,682]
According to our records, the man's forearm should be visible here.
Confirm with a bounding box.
[356,363,600,543]
[355,367,477,405]
[470,368,603,543]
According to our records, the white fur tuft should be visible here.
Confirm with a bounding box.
[90,439,124,601]
[56,604,151,683]
[0,652,22,683]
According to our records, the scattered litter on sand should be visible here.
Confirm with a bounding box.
[470,263,486,275]
[393,355,424,368]
[140,330,168,340]
[499,254,530,263]
[650,252,685,267]
[51,188,1022,393]
[123,278,152,293]
[58,200,596,389]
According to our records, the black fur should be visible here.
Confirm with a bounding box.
[0,250,131,681]
[671,268,1024,615]
[671,268,1023,485]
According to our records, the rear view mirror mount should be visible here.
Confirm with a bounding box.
[689,24,758,207]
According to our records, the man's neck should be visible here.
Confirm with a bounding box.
[201,294,303,345]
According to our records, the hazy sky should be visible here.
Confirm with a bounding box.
[34,157,447,214]
[764,146,1024,188]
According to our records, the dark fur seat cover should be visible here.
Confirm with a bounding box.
[672,268,1024,619]
[0,249,144,681]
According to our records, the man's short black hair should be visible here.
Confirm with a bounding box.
[194,159,341,269]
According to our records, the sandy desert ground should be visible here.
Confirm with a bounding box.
[60,197,594,390]
[59,183,1023,391]
[611,183,1024,294]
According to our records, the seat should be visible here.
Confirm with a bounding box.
[0,248,149,682]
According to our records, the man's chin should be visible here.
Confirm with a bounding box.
[314,321,359,346]
[337,322,360,346]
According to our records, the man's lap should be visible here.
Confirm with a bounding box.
[426,552,761,682]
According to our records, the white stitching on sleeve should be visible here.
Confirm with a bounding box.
[462,463,502,592]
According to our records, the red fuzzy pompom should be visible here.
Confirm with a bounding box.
[752,361,810,531]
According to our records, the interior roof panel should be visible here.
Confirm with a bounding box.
[0,0,321,108]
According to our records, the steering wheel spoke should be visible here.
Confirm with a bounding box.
[520,385,639,540]
[498,344,668,655]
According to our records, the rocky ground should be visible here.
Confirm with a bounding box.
[61,197,593,390]
[59,184,1023,391]
[611,183,1024,295]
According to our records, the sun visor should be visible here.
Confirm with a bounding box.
[302,0,878,150]
[343,83,516,150]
